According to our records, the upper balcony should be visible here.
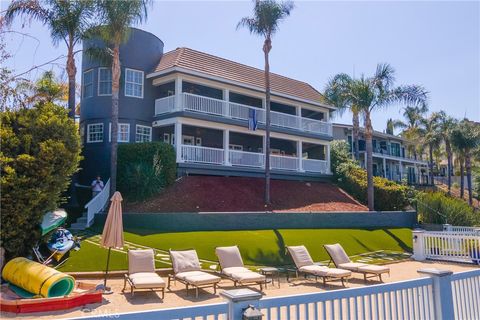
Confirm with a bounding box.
[155,93,333,137]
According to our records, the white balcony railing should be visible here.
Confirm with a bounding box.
[229,150,264,168]
[302,158,328,173]
[180,145,224,165]
[155,93,332,136]
[270,154,299,171]
[155,95,175,115]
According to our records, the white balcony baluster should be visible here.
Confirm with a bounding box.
[154,96,175,114]
[302,158,328,173]
[270,154,298,171]
[180,145,224,165]
[229,150,264,168]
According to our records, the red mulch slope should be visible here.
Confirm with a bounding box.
[124,176,368,213]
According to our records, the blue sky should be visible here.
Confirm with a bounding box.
[3,0,479,132]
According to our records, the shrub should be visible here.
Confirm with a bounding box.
[416,191,479,226]
[336,164,411,211]
[117,142,176,201]
[1,103,81,259]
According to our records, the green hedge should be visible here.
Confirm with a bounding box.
[416,191,479,226]
[337,164,410,211]
[117,142,176,201]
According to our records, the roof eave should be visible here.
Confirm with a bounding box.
[147,67,336,110]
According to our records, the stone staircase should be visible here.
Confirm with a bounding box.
[69,212,89,231]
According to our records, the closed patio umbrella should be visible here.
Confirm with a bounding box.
[101,191,124,289]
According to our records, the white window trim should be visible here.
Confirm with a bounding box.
[109,123,130,143]
[124,68,144,98]
[87,123,103,143]
[136,124,152,143]
[98,67,112,96]
[83,69,94,98]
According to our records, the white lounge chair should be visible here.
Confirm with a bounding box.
[215,246,266,290]
[123,249,166,297]
[168,249,221,298]
[324,243,390,282]
[286,245,351,286]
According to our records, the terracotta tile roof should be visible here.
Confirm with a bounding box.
[150,47,328,107]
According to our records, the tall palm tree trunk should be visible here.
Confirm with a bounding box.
[352,111,360,160]
[66,37,76,118]
[263,38,272,205]
[110,44,120,195]
[445,141,452,195]
[465,152,473,205]
[365,112,374,211]
[460,158,464,199]
[428,144,434,185]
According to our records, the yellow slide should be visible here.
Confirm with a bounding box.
[2,257,75,298]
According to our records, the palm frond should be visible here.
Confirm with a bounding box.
[84,45,112,66]
[4,0,50,26]
[237,0,294,37]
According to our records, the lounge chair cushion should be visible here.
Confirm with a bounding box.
[299,265,351,278]
[170,250,201,274]
[287,246,314,268]
[215,246,244,269]
[222,267,265,283]
[129,272,166,289]
[357,265,390,275]
[338,262,368,271]
[176,271,221,286]
[324,244,351,265]
[128,249,155,274]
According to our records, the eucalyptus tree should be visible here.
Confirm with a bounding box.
[419,113,442,186]
[437,111,458,195]
[92,0,151,194]
[324,64,427,210]
[237,0,294,204]
[5,0,94,118]
[451,119,480,205]
[324,74,362,160]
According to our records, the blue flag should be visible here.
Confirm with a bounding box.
[248,108,258,131]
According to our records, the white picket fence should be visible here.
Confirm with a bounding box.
[84,179,110,227]
[76,269,480,320]
[413,227,480,264]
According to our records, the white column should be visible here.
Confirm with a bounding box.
[383,158,387,178]
[296,107,301,130]
[175,121,182,163]
[262,135,267,169]
[417,269,455,320]
[297,140,303,172]
[364,152,367,169]
[223,129,230,166]
[221,289,263,320]
[326,143,331,174]
[175,77,182,111]
[412,230,426,261]
[399,161,403,181]
[223,89,230,118]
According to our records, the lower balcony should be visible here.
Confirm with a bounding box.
[179,144,329,174]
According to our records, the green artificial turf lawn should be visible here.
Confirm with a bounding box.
[59,228,412,272]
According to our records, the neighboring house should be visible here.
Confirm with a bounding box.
[79,28,335,183]
[332,123,431,185]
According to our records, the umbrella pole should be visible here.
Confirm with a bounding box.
[104,247,111,287]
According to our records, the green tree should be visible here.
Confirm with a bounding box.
[419,112,442,185]
[29,70,68,105]
[324,74,362,160]
[437,111,458,195]
[5,0,94,118]
[395,105,429,160]
[91,0,151,194]
[1,103,81,259]
[324,64,427,210]
[237,0,294,205]
[451,119,480,205]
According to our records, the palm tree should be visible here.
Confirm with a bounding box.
[451,119,480,205]
[28,70,68,105]
[437,111,457,195]
[419,113,442,186]
[324,74,361,160]
[395,105,429,159]
[5,0,93,118]
[92,0,151,194]
[324,64,427,210]
[237,0,294,205]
